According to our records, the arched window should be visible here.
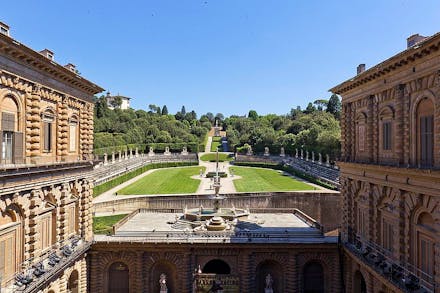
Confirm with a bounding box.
[379,107,394,152]
[416,98,434,167]
[67,270,79,293]
[353,271,367,293]
[0,95,23,164]
[303,262,324,293]
[355,112,367,160]
[0,205,23,288]
[42,108,55,153]
[203,259,231,274]
[69,115,78,153]
[415,212,435,280]
[108,262,129,293]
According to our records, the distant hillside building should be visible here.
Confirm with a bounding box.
[105,92,131,110]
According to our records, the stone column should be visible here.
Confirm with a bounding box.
[305,151,309,161]
[311,151,315,163]
[325,154,330,167]
[118,150,122,162]
[103,153,108,165]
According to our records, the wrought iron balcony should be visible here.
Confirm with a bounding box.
[342,230,434,292]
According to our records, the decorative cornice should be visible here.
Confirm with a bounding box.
[330,32,440,95]
[0,33,103,97]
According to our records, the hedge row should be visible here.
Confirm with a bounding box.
[93,161,198,197]
[232,161,338,191]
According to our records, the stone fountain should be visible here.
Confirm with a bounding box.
[181,151,249,231]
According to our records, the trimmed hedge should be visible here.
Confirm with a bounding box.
[93,161,198,197]
[232,161,338,190]
[205,171,228,178]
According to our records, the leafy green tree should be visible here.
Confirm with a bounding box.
[181,105,186,116]
[304,102,316,114]
[161,105,168,115]
[248,110,258,120]
[110,96,123,109]
[326,94,341,119]
[313,99,328,111]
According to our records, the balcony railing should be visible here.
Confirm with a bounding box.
[1,236,91,293]
[342,230,434,292]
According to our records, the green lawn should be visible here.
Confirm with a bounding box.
[230,166,316,192]
[93,214,128,234]
[200,153,233,162]
[118,166,205,195]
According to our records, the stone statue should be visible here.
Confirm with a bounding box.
[326,154,330,167]
[306,151,309,161]
[181,146,188,155]
[124,149,128,160]
[318,153,322,165]
[311,151,315,162]
[295,148,298,158]
[280,147,285,157]
[159,273,167,293]
[164,146,171,156]
[118,150,122,162]
[264,146,270,156]
[300,149,304,159]
[103,153,108,165]
[135,147,139,157]
[111,151,115,164]
[246,145,253,156]
[148,146,155,157]
[265,273,274,293]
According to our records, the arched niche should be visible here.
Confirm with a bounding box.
[303,261,324,293]
[108,262,129,293]
[255,259,283,293]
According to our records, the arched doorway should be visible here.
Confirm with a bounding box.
[67,270,79,293]
[203,259,231,274]
[108,262,129,293]
[353,271,367,293]
[256,260,283,292]
[303,262,324,293]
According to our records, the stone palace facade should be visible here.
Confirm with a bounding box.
[331,33,440,292]
[0,22,103,292]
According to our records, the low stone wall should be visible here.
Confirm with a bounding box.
[94,191,341,232]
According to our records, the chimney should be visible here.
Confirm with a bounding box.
[64,63,76,73]
[357,64,366,75]
[39,49,54,61]
[0,21,10,36]
[407,34,427,48]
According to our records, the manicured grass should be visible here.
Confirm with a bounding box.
[210,141,221,151]
[230,166,316,192]
[212,136,222,142]
[200,153,233,162]
[118,166,205,195]
[93,214,128,234]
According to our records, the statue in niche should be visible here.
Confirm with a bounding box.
[265,273,274,293]
[159,273,167,293]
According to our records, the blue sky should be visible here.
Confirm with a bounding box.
[2,1,440,116]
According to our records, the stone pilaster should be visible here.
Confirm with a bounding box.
[57,99,69,160]
[402,86,411,166]
[372,95,379,163]
[285,253,297,291]
[58,183,69,242]
[25,91,41,163]
[367,96,375,162]
[79,179,93,241]
[79,103,94,160]
[241,251,254,292]
[394,84,405,165]
[350,103,356,161]
[27,189,40,260]
[79,257,88,293]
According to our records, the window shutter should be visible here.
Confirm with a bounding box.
[1,112,15,131]
[420,117,427,165]
[13,132,24,164]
